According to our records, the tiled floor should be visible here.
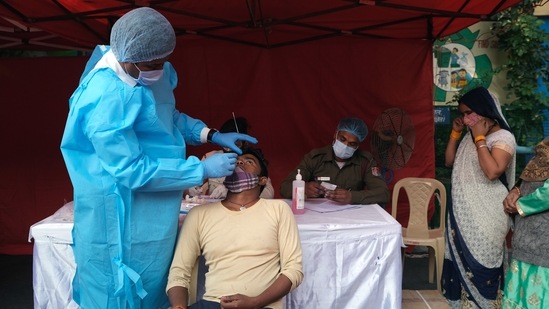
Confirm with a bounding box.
[402,290,450,308]
[401,247,450,308]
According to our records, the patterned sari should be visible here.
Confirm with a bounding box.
[443,130,516,308]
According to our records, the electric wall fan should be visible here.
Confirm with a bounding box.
[370,107,415,183]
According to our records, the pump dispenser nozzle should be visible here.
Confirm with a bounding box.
[292,169,305,214]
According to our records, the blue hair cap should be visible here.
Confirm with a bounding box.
[337,117,368,142]
[110,7,176,63]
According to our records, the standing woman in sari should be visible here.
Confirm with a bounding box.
[443,86,516,308]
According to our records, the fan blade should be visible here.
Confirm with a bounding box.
[370,107,415,170]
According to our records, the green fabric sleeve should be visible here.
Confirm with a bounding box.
[517,179,549,216]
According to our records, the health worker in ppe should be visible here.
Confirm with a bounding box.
[60,7,256,309]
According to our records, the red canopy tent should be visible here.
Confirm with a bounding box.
[0,1,521,50]
[0,0,522,254]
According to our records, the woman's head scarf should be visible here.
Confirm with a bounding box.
[110,7,176,63]
[520,137,549,182]
[459,87,512,133]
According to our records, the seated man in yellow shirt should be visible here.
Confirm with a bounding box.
[167,146,303,309]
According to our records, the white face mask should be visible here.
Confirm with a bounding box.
[332,139,356,160]
[133,63,163,85]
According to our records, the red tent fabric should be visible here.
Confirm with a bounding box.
[0,0,522,50]
[0,1,522,254]
[1,37,433,254]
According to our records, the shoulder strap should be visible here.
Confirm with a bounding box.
[499,172,509,192]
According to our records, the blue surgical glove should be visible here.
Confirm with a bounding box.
[211,132,258,154]
[202,153,238,178]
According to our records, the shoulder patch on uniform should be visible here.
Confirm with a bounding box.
[371,167,381,176]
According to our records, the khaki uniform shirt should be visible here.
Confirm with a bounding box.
[280,145,389,205]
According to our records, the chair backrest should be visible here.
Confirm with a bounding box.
[391,177,446,239]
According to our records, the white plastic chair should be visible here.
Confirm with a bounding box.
[391,177,446,292]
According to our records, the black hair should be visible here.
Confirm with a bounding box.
[240,146,269,178]
[219,117,249,134]
[459,86,512,133]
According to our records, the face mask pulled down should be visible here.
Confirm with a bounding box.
[224,167,259,193]
[332,139,357,160]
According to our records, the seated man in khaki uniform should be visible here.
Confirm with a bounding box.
[280,117,389,205]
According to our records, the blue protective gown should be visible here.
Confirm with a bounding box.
[61,46,206,308]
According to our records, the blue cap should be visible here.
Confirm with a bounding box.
[110,7,176,63]
[337,117,368,142]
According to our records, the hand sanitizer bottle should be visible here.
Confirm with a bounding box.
[292,169,305,215]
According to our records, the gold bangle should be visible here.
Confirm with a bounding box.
[474,135,486,143]
[477,144,488,149]
[517,204,525,217]
[450,130,462,141]
[513,186,521,196]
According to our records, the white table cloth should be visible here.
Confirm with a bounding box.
[29,199,402,309]
[285,199,403,309]
[29,202,78,309]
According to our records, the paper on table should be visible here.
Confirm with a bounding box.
[305,200,361,213]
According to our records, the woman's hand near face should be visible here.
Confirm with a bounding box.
[452,117,465,133]
[469,118,491,137]
[446,116,465,167]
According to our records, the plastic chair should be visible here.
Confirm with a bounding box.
[391,177,446,292]
[188,255,208,305]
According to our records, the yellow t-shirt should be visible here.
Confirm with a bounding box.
[167,199,303,309]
